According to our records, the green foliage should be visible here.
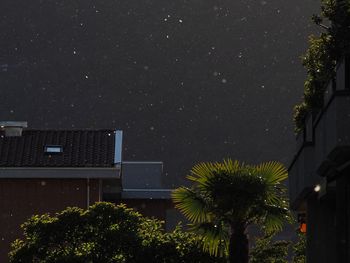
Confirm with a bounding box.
[293,0,350,131]
[302,34,335,108]
[292,233,306,263]
[9,202,220,263]
[250,235,291,263]
[293,103,308,133]
[172,159,291,260]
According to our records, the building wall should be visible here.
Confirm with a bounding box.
[307,194,336,263]
[119,199,173,226]
[306,174,350,263]
[0,178,100,263]
[335,175,350,262]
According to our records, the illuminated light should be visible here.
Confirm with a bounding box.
[300,223,307,233]
[314,184,321,192]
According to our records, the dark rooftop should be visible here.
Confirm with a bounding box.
[0,130,116,167]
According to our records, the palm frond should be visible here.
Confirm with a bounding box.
[187,162,218,187]
[262,204,291,234]
[172,187,211,223]
[219,159,241,174]
[255,161,288,185]
[191,221,229,257]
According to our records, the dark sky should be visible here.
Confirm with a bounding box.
[0,0,320,186]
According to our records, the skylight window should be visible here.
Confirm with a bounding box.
[44,145,63,154]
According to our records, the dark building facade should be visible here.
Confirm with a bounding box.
[0,123,173,262]
[289,57,350,262]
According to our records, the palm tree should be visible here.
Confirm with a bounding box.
[172,159,291,263]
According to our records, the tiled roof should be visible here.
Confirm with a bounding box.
[0,130,116,167]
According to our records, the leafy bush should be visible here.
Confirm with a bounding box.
[292,233,306,263]
[250,235,291,263]
[293,0,350,131]
[250,232,306,263]
[293,102,308,132]
[9,202,221,263]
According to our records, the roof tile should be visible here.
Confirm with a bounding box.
[0,130,116,167]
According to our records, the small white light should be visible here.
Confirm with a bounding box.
[314,184,321,192]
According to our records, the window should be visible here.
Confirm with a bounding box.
[44,145,63,154]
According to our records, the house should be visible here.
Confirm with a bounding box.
[288,56,350,262]
[0,122,173,262]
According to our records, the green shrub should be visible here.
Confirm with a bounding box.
[292,233,306,263]
[250,235,291,263]
[293,0,350,131]
[9,202,221,263]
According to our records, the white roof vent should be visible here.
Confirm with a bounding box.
[0,121,28,137]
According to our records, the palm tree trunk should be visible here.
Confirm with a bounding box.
[229,223,249,263]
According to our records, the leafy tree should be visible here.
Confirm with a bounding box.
[249,235,290,263]
[172,159,291,263]
[9,202,220,263]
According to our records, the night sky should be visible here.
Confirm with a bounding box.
[0,0,320,187]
